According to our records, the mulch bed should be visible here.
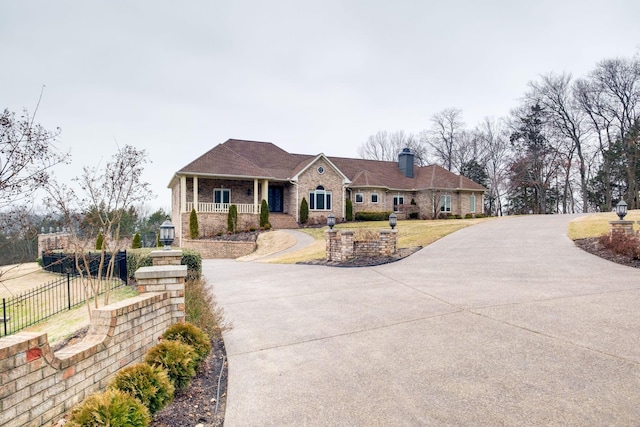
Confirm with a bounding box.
[300,246,422,267]
[199,231,259,242]
[574,237,640,269]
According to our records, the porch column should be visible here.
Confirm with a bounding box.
[180,175,187,212]
[261,180,269,205]
[193,176,198,212]
[254,179,259,213]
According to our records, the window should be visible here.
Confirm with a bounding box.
[309,185,332,210]
[371,193,379,204]
[393,195,404,212]
[470,194,476,213]
[440,195,451,212]
[317,166,325,174]
[355,193,364,203]
[214,189,230,204]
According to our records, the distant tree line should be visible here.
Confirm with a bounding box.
[358,53,640,215]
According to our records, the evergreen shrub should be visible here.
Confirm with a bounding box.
[354,211,392,221]
[227,204,238,233]
[300,197,309,224]
[145,340,198,390]
[132,233,142,249]
[345,199,353,221]
[67,389,150,427]
[95,231,104,250]
[260,199,270,228]
[163,322,211,364]
[109,363,174,415]
[189,208,199,239]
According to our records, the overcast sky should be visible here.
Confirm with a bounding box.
[2,1,639,211]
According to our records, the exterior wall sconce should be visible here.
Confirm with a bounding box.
[389,213,397,229]
[159,219,175,250]
[327,213,336,229]
[616,200,628,220]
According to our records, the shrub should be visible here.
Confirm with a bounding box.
[182,248,202,280]
[260,199,270,228]
[156,232,161,247]
[300,197,309,224]
[163,322,210,364]
[354,211,392,221]
[227,204,238,233]
[185,277,228,338]
[599,232,640,259]
[132,233,142,249]
[95,231,104,250]
[67,389,150,427]
[145,340,198,390]
[465,213,473,219]
[345,198,353,221]
[189,208,199,239]
[109,363,174,415]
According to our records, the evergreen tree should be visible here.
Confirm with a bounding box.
[227,204,238,233]
[95,231,104,250]
[189,208,198,239]
[300,197,309,224]
[345,198,353,221]
[260,199,270,228]
[131,233,142,249]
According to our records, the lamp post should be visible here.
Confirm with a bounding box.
[389,213,397,230]
[159,219,175,250]
[327,213,336,230]
[616,200,628,220]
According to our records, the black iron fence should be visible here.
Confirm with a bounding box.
[1,251,129,338]
[41,251,127,283]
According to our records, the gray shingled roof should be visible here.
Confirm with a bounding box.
[175,139,486,191]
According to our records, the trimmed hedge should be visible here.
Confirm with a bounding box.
[345,199,353,221]
[127,248,202,281]
[354,211,392,221]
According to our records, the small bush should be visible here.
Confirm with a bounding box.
[227,204,238,233]
[127,250,153,281]
[354,211,392,221]
[354,229,379,242]
[300,197,309,224]
[465,213,473,219]
[345,199,353,221]
[132,233,142,249]
[67,389,150,427]
[599,232,640,259]
[145,340,198,390]
[109,363,174,415]
[182,249,202,280]
[475,213,485,218]
[95,231,104,250]
[260,199,270,228]
[163,322,211,364]
[189,208,199,239]
[185,277,228,338]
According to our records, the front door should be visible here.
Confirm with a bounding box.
[268,187,284,212]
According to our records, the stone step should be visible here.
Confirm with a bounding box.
[268,213,299,229]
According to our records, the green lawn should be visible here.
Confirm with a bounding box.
[267,217,492,263]
[568,210,640,240]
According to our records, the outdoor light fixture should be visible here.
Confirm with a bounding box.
[159,219,175,250]
[616,200,628,220]
[327,213,336,230]
[389,213,397,229]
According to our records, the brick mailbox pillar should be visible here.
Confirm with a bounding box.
[609,220,634,236]
[378,229,398,256]
[135,250,187,323]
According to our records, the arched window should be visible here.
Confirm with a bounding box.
[309,185,332,210]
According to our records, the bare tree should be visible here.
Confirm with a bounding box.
[46,145,153,315]
[358,130,429,165]
[529,72,594,212]
[0,108,67,209]
[426,108,465,171]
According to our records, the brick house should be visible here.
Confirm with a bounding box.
[169,139,486,244]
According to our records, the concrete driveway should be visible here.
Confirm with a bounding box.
[203,215,640,426]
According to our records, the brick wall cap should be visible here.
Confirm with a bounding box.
[150,249,183,258]
[135,265,188,279]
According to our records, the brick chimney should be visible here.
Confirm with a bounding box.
[398,148,414,178]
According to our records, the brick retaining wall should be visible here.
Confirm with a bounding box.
[181,238,257,259]
[0,251,187,427]
[326,229,398,261]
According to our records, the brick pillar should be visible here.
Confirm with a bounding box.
[609,220,634,236]
[150,249,182,266]
[341,230,354,260]
[378,229,398,256]
[135,250,187,323]
[325,230,339,261]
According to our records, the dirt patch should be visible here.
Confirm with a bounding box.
[574,237,640,269]
[300,246,422,267]
[200,231,259,242]
[237,230,297,261]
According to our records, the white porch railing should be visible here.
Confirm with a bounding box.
[185,202,260,214]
